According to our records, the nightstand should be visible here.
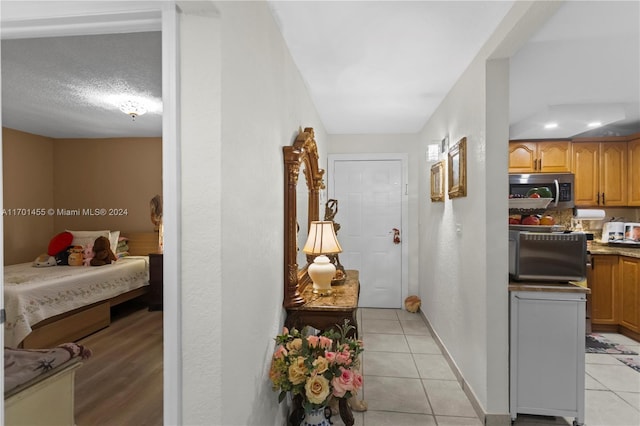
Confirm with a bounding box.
[148,253,163,311]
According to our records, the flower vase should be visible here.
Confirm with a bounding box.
[302,406,330,426]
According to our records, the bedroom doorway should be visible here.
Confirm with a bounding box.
[0,3,180,424]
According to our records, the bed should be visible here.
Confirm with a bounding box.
[3,231,158,349]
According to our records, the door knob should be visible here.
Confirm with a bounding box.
[392,228,401,245]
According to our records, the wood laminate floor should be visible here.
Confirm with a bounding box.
[75,299,163,426]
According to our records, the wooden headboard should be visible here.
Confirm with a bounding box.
[121,232,160,256]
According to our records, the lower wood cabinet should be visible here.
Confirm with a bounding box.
[620,256,640,333]
[590,255,619,325]
[590,254,640,340]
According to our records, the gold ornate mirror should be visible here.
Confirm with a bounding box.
[283,127,324,308]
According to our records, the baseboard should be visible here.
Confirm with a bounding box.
[418,310,511,426]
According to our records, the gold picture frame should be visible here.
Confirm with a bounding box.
[448,137,467,198]
[430,160,445,202]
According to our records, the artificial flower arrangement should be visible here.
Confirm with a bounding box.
[269,320,364,414]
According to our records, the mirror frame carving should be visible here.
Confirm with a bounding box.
[283,127,325,308]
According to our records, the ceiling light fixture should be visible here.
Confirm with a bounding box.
[544,122,558,129]
[119,100,147,120]
[587,121,602,128]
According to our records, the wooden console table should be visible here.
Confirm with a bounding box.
[285,270,360,426]
[285,270,360,337]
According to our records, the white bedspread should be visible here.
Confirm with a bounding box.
[4,256,149,348]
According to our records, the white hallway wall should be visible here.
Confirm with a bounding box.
[214,1,327,425]
[1,1,327,425]
[417,0,562,417]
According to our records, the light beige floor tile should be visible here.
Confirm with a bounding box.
[586,363,640,393]
[436,415,483,425]
[364,410,437,425]
[413,354,457,380]
[601,333,640,348]
[406,334,442,354]
[361,308,399,320]
[585,373,607,390]
[422,379,477,418]
[400,319,431,335]
[396,309,424,321]
[585,389,640,426]
[363,376,432,414]
[364,351,419,378]
[362,333,409,353]
[328,410,364,426]
[615,391,640,411]
[361,318,403,334]
[586,353,623,365]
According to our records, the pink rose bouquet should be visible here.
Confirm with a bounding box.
[269,320,364,413]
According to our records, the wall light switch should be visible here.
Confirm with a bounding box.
[456,223,462,234]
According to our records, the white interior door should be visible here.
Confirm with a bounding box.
[329,156,405,308]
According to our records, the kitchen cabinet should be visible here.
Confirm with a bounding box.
[509,288,586,426]
[619,256,640,333]
[509,140,572,173]
[572,142,627,207]
[590,255,619,326]
[628,138,640,206]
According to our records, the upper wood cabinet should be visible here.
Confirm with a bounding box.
[628,138,640,206]
[509,141,572,173]
[572,142,627,207]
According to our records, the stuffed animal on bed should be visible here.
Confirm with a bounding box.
[67,246,84,266]
[90,236,117,266]
[82,243,94,266]
[32,253,57,267]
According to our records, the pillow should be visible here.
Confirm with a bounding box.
[66,229,110,251]
[109,231,120,255]
[66,230,119,255]
[48,231,73,256]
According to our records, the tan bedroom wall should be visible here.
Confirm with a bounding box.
[2,128,56,265]
[52,137,162,234]
[3,128,162,265]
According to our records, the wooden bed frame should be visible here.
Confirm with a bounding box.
[19,231,159,349]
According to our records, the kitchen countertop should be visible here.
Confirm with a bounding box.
[508,281,590,294]
[588,242,640,259]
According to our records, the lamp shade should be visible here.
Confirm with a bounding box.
[303,221,342,255]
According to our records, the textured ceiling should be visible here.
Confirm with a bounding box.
[1,2,638,140]
[1,31,162,139]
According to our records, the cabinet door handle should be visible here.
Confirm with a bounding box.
[602,193,605,205]
[514,295,586,302]
[597,193,600,205]
[538,159,542,170]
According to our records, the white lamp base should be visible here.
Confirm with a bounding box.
[308,255,335,295]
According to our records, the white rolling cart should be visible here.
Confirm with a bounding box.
[509,285,588,426]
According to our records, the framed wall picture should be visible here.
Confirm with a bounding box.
[441,135,449,153]
[430,160,445,202]
[448,137,467,198]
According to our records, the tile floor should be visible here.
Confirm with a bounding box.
[328,308,639,426]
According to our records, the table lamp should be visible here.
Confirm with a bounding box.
[303,221,343,295]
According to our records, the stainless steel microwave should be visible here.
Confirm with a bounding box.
[509,230,587,282]
[509,173,575,210]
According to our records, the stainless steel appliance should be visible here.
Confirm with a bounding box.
[509,230,587,282]
[509,173,574,210]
